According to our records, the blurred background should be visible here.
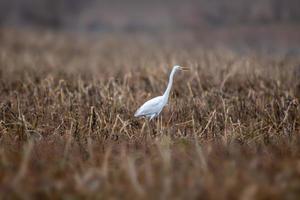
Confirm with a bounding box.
[0,0,299,51]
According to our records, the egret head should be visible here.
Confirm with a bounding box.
[173,65,189,71]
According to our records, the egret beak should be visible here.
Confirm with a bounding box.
[180,67,189,71]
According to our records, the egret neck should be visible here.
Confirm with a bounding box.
[162,67,177,103]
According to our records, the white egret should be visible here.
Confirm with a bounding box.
[134,65,188,120]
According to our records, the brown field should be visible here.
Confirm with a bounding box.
[0,29,300,199]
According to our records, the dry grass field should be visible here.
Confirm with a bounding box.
[0,29,300,199]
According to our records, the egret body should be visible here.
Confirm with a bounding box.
[134,65,188,120]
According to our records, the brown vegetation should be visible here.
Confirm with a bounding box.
[0,29,300,199]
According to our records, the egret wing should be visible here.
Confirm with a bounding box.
[134,96,163,117]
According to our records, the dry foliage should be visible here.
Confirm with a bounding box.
[0,29,300,199]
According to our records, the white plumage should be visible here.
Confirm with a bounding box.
[134,65,188,120]
[134,96,165,120]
